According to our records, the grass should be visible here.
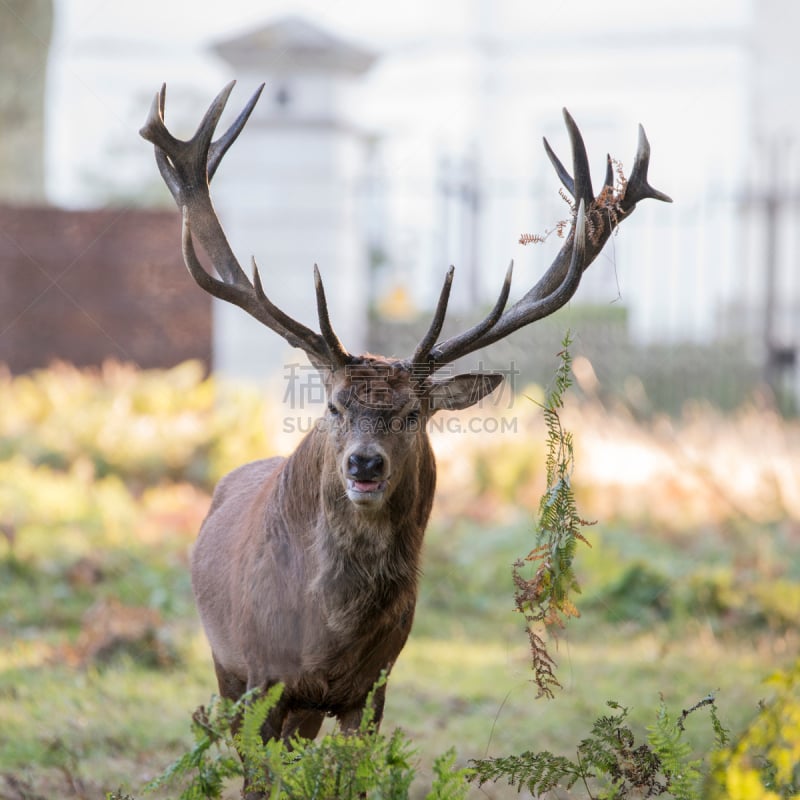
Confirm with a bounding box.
[2,511,793,798]
[0,362,798,798]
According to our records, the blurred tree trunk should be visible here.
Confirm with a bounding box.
[0,0,53,204]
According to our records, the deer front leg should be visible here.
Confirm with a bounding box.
[282,709,325,742]
[223,677,288,800]
[336,680,387,734]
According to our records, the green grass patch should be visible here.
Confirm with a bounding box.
[1,363,798,798]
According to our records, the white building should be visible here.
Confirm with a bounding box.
[209,17,376,382]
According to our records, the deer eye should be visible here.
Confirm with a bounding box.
[328,402,341,417]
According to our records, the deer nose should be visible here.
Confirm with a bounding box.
[347,453,385,481]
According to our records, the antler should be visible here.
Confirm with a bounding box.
[141,84,669,376]
[410,110,672,369]
[139,81,351,370]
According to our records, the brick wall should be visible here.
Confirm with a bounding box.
[0,204,211,372]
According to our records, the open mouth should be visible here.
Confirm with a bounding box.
[347,479,388,494]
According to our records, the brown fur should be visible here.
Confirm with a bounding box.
[191,357,491,770]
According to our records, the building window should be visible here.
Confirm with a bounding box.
[274,85,291,109]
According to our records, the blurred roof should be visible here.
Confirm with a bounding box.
[213,15,376,74]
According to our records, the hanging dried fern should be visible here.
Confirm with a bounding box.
[521,154,631,247]
[518,232,549,245]
[513,331,593,698]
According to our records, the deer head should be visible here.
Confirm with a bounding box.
[140,82,670,511]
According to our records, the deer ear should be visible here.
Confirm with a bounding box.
[428,372,504,412]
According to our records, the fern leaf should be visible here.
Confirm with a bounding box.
[425,748,471,800]
[647,700,701,800]
[235,684,284,762]
[470,750,583,794]
[514,331,593,697]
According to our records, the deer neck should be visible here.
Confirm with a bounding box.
[320,435,434,561]
[280,427,436,624]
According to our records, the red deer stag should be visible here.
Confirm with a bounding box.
[140,81,670,785]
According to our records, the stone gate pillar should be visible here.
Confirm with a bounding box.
[209,17,376,384]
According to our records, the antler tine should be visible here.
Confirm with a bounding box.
[563,109,594,209]
[622,124,673,208]
[192,80,237,158]
[208,83,265,181]
[542,110,595,208]
[313,265,352,368]
[250,258,333,355]
[424,262,514,365]
[140,84,173,150]
[140,85,183,199]
[543,136,574,197]
[603,154,614,191]
[411,266,455,366]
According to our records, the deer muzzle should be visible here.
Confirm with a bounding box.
[344,449,389,507]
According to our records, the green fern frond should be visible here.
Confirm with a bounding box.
[708,702,731,750]
[471,749,584,794]
[471,694,729,799]
[235,684,284,763]
[358,670,389,734]
[144,694,243,798]
[647,701,702,800]
[425,749,472,800]
[514,331,593,698]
